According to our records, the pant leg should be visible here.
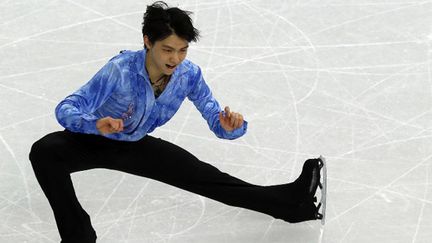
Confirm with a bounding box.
[108,135,312,222]
[29,130,314,243]
[29,130,126,243]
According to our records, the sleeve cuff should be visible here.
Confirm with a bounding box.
[80,114,100,135]
[217,120,248,140]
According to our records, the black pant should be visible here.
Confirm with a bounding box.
[29,130,314,243]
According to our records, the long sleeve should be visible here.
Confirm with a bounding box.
[187,66,247,140]
[55,61,121,134]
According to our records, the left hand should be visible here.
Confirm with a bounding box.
[219,106,244,132]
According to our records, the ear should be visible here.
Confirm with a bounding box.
[143,35,152,49]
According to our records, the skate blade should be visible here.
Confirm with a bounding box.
[318,155,327,226]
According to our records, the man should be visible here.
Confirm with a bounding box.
[29,1,325,242]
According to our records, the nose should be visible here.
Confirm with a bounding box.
[171,52,180,64]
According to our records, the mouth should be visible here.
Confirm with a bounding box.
[165,64,177,70]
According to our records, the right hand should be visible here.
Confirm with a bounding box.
[96,116,124,135]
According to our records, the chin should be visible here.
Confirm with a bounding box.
[165,68,176,75]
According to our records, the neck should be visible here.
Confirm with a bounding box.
[145,51,164,83]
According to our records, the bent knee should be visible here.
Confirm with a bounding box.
[29,131,67,163]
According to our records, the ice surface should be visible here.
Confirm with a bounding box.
[1,0,432,242]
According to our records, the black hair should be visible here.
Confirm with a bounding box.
[142,1,200,48]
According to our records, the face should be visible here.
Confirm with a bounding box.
[144,34,189,76]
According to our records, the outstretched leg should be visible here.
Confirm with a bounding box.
[110,135,320,223]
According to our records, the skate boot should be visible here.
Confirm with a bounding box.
[293,157,323,201]
[292,156,327,225]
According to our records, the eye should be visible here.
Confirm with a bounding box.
[163,49,172,53]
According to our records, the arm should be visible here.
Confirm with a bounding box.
[55,61,121,134]
[187,66,248,140]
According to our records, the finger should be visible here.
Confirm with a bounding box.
[112,119,121,131]
[109,123,116,132]
[235,113,244,129]
[235,115,243,128]
[230,113,237,127]
[233,116,241,129]
[111,119,119,131]
[116,120,122,132]
[232,116,238,129]
[225,106,231,118]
